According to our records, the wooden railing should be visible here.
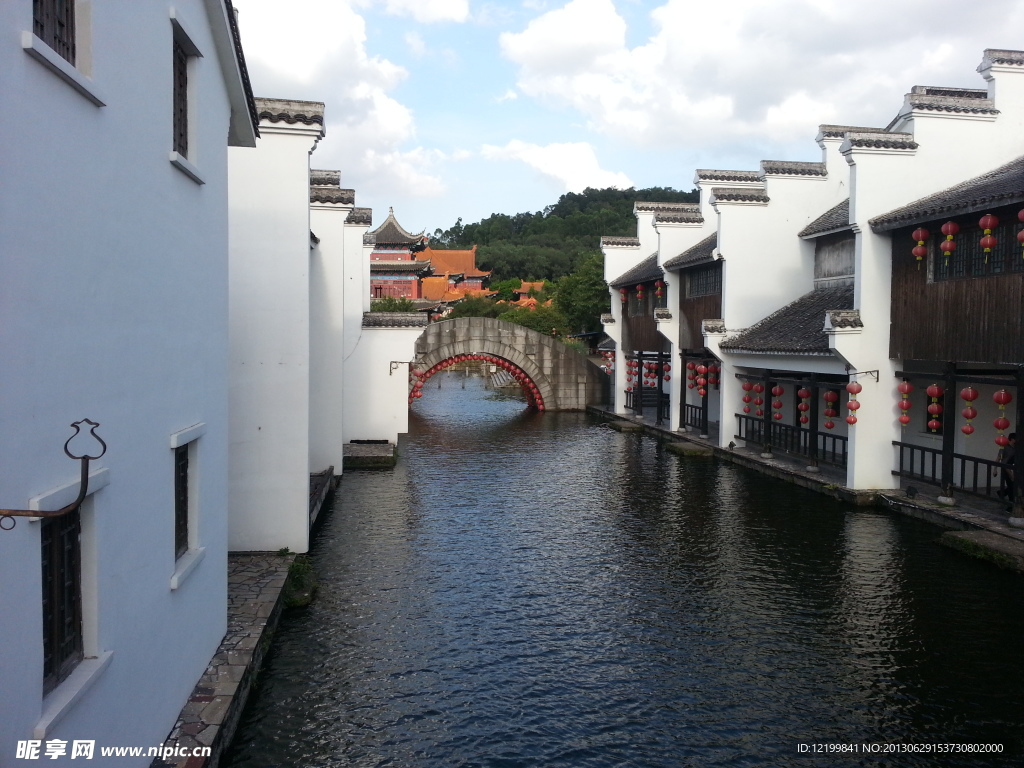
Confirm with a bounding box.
[893,441,1005,498]
[737,414,848,467]
[684,403,702,430]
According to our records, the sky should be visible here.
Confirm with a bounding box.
[233,0,1024,237]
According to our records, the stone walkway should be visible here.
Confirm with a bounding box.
[152,553,293,768]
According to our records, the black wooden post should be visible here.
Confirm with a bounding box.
[808,375,820,470]
[761,370,773,456]
[655,352,665,426]
[1014,367,1024,518]
[939,362,956,498]
[635,354,644,418]
[700,360,709,438]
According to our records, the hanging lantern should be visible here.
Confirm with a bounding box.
[771,399,784,410]
[824,420,835,430]
[743,405,751,414]
[911,227,929,269]
[959,387,978,435]
[664,375,671,382]
[940,221,959,266]
[696,376,707,387]
[824,389,839,419]
[899,414,912,426]
[773,412,783,421]
[753,396,764,406]
[771,385,784,397]
[755,409,764,417]
[992,390,1013,446]
[799,416,810,424]
[654,280,664,298]
[663,364,672,373]
[742,394,753,404]
[846,415,858,425]
[753,383,765,394]
[797,402,810,412]
[620,288,628,303]
[797,388,811,399]
[898,381,914,395]
[636,284,645,300]
[928,418,942,431]
[687,362,697,371]
[698,388,707,397]
[1018,208,1024,259]
[962,424,975,435]
[708,364,720,374]
[697,364,708,375]
[742,381,754,392]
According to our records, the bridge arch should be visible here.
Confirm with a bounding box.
[411,317,607,412]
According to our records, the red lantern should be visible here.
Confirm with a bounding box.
[898,381,914,395]
[846,415,858,425]
[797,388,811,399]
[939,239,956,262]
[994,417,1011,431]
[994,390,1013,407]
[753,383,765,394]
[742,395,753,404]
[663,375,671,382]
[996,435,1010,447]
[928,418,942,431]
[926,384,944,400]
[960,387,978,402]
[743,405,751,413]
[771,399,784,410]
[753,397,764,406]
[799,416,810,424]
[755,409,764,417]
[961,424,975,435]
[696,377,707,386]
[797,402,810,412]
[927,403,943,416]
[824,420,835,430]
[742,381,753,391]
[979,213,999,231]
[848,400,862,411]
[899,414,912,425]
[824,408,837,418]
[912,245,927,261]
[771,385,784,397]
[663,364,671,373]
[846,381,862,395]
[687,362,697,371]
[823,390,839,403]
[941,221,960,238]
[709,364,720,373]
[698,388,707,397]
[697,364,708,375]
[911,227,930,267]
[773,412,783,421]
[980,235,998,252]
[962,406,977,420]
[898,400,913,411]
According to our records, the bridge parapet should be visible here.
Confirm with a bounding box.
[414,317,608,411]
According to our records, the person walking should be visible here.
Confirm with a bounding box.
[997,432,1017,511]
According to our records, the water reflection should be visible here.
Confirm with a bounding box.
[226,372,1024,767]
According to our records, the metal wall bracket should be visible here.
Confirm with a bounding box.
[390,360,411,376]
[845,368,880,382]
[0,420,106,530]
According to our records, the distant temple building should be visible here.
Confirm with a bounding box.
[368,208,491,307]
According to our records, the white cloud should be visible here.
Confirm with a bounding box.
[482,140,633,192]
[404,31,427,57]
[364,0,470,23]
[496,89,518,103]
[500,0,1024,151]
[233,0,445,199]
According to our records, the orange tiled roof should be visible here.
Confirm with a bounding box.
[516,281,545,294]
[416,245,490,278]
[420,276,450,301]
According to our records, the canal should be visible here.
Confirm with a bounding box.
[225,371,1024,767]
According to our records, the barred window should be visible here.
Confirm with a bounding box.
[173,37,189,157]
[174,444,189,559]
[33,0,75,64]
[687,263,721,297]
[933,220,1024,281]
[41,510,83,694]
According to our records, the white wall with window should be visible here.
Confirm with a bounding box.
[0,0,256,761]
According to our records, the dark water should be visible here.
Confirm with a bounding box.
[225,372,1024,767]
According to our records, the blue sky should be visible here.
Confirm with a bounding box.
[233,0,1024,237]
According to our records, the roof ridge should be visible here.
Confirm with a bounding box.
[695,169,760,182]
[760,160,827,177]
[817,124,887,139]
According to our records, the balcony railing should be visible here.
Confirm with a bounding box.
[893,441,1006,498]
[737,414,848,467]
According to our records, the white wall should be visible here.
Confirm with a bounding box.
[343,325,422,443]
[0,0,247,758]
[228,110,323,554]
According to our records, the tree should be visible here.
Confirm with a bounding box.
[555,251,609,334]
[370,297,418,312]
[447,296,503,319]
[496,304,568,335]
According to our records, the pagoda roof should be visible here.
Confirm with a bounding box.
[416,246,489,278]
[369,207,426,245]
[370,260,431,273]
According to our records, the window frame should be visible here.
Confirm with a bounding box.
[41,507,83,695]
[168,12,205,184]
[33,0,76,65]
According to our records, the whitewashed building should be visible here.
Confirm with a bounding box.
[0,0,257,759]
[603,48,1024,504]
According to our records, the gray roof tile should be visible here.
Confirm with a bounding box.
[609,254,663,288]
[695,169,760,182]
[817,124,887,139]
[601,236,641,248]
[761,160,827,177]
[663,233,717,270]
[869,155,1024,231]
[798,199,850,238]
[712,186,770,203]
[720,285,853,354]
[844,132,918,150]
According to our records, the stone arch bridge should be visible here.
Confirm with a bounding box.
[412,317,608,411]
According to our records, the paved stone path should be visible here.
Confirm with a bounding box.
[153,553,293,768]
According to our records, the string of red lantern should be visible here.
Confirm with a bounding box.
[897,380,913,426]
[960,386,978,436]
[912,227,929,270]
[408,354,546,410]
[994,389,1014,446]
[925,384,944,433]
[796,387,811,425]
[619,288,628,303]
[1018,208,1024,259]
[979,213,999,264]
[654,280,664,299]
[940,221,959,266]
[845,381,862,425]
[771,384,784,421]
[636,284,645,301]
[753,382,765,417]
[823,390,838,430]
[741,380,753,414]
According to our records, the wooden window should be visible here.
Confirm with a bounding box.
[933,219,1024,281]
[172,37,189,157]
[174,444,189,559]
[33,0,75,64]
[41,510,83,694]
[687,263,721,297]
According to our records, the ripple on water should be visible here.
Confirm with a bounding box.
[225,373,1024,767]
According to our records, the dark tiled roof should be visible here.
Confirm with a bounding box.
[720,285,853,354]
[255,97,325,126]
[984,49,1024,66]
[761,160,827,177]
[817,124,887,139]
[347,208,372,225]
[609,254,663,288]
[695,169,760,183]
[224,0,260,139]
[370,260,431,273]
[601,236,641,248]
[906,85,998,115]
[370,208,424,244]
[362,312,427,328]
[311,169,340,186]
[869,155,1024,231]
[712,186,769,203]
[635,201,701,213]
[597,337,616,351]
[798,199,850,238]
[311,187,355,204]
[844,131,918,150]
[655,211,704,224]
[663,233,717,270]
